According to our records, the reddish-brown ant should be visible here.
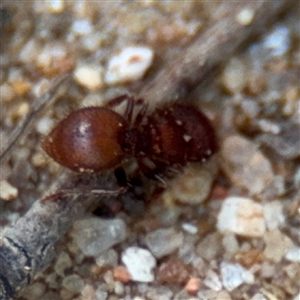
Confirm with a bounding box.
[42,95,217,179]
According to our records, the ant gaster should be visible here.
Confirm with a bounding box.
[42,95,217,178]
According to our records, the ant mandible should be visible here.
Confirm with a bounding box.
[42,95,217,179]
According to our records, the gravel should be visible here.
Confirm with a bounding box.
[1,1,299,300]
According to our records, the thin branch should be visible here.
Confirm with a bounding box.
[0,1,295,299]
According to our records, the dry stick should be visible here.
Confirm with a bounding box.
[0,74,70,163]
[0,1,294,299]
[139,0,293,107]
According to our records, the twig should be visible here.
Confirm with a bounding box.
[0,1,294,299]
[139,0,293,107]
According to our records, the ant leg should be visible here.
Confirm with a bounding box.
[105,94,135,123]
[105,94,129,108]
[133,99,148,127]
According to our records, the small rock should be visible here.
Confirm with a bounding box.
[113,266,131,283]
[145,286,173,300]
[251,294,267,300]
[215,290,232,300]
[71,217,127,257]
[144,228,183,259]
[163,163,215,205]
[284,246,300,262]
[263,200,285,230]
[81,284,96,300]
[46,0,65,13]
[54,251,72,277]
[263,229,293,262]
[74,64,103,90]
[220,262,254,291]
[95,249,118,268]
[71,18,93,35]
[221,58,247,93]
[196,233,222,261]
[181,222,198,234]
[104,46,154,85]
[121,247,156,282]
[21,282,46,300]
[203,269,222,291]
[263,24,290,56]
[156,257,191,285]
[185,277,201,294]
[62,274,84,293]
[36,117,55,135]
[217,196,266,237]
[258,124,300,159]
[0,83,14,102]
[0,180,18,201]
[221,135,274,195]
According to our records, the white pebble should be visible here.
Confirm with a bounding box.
[74,64,103,90]
[47,0,65,13]
[72,217,127,257]
[263,200,285,230]
[0,180,18,201]
[181,222,198,234]
[284,246,300,262]
[221,262,254,291]
[236,8,254,25]
[122,247,156,282]
[217,196,266,237]
[263,25,290,56]
[36,117,55,135]
[105,46,154,85]
[203,269,222,291]
[72,19,93,35]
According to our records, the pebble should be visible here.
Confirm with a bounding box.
[251,293,267,300]
[104,46,154,85]
[81,284,96,300]
[145,286,173,300]
[71,18,93,35]
[196,233,222,261]
[113,266,131,283]
[0,83,14,102]
[221,135,274,195]
[222,58,247,93]
[73,64,103,90]
[121,247,156,282]
[144,228,183,258]
[263,201,285,230]
[284,246,300,262]
[184,277,201,294]
[181,222,198,234]
[156,257,190,285]
[236,8,254,25]
[54,251,72,277]
[217,196,266,237]
[36,117,55,135]
[0,180,18,201]
[46,0,65,13]
[263,24,290,56]
[163,163,215,205]
[21,282,46,300]
[220,262,254,291]
[71,217,127,257]
[62,274,84,293]
[95,249,118,268]
[263,229,293,262]
[203,269,222,291]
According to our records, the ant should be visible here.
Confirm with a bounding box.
[42,94,217,182]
